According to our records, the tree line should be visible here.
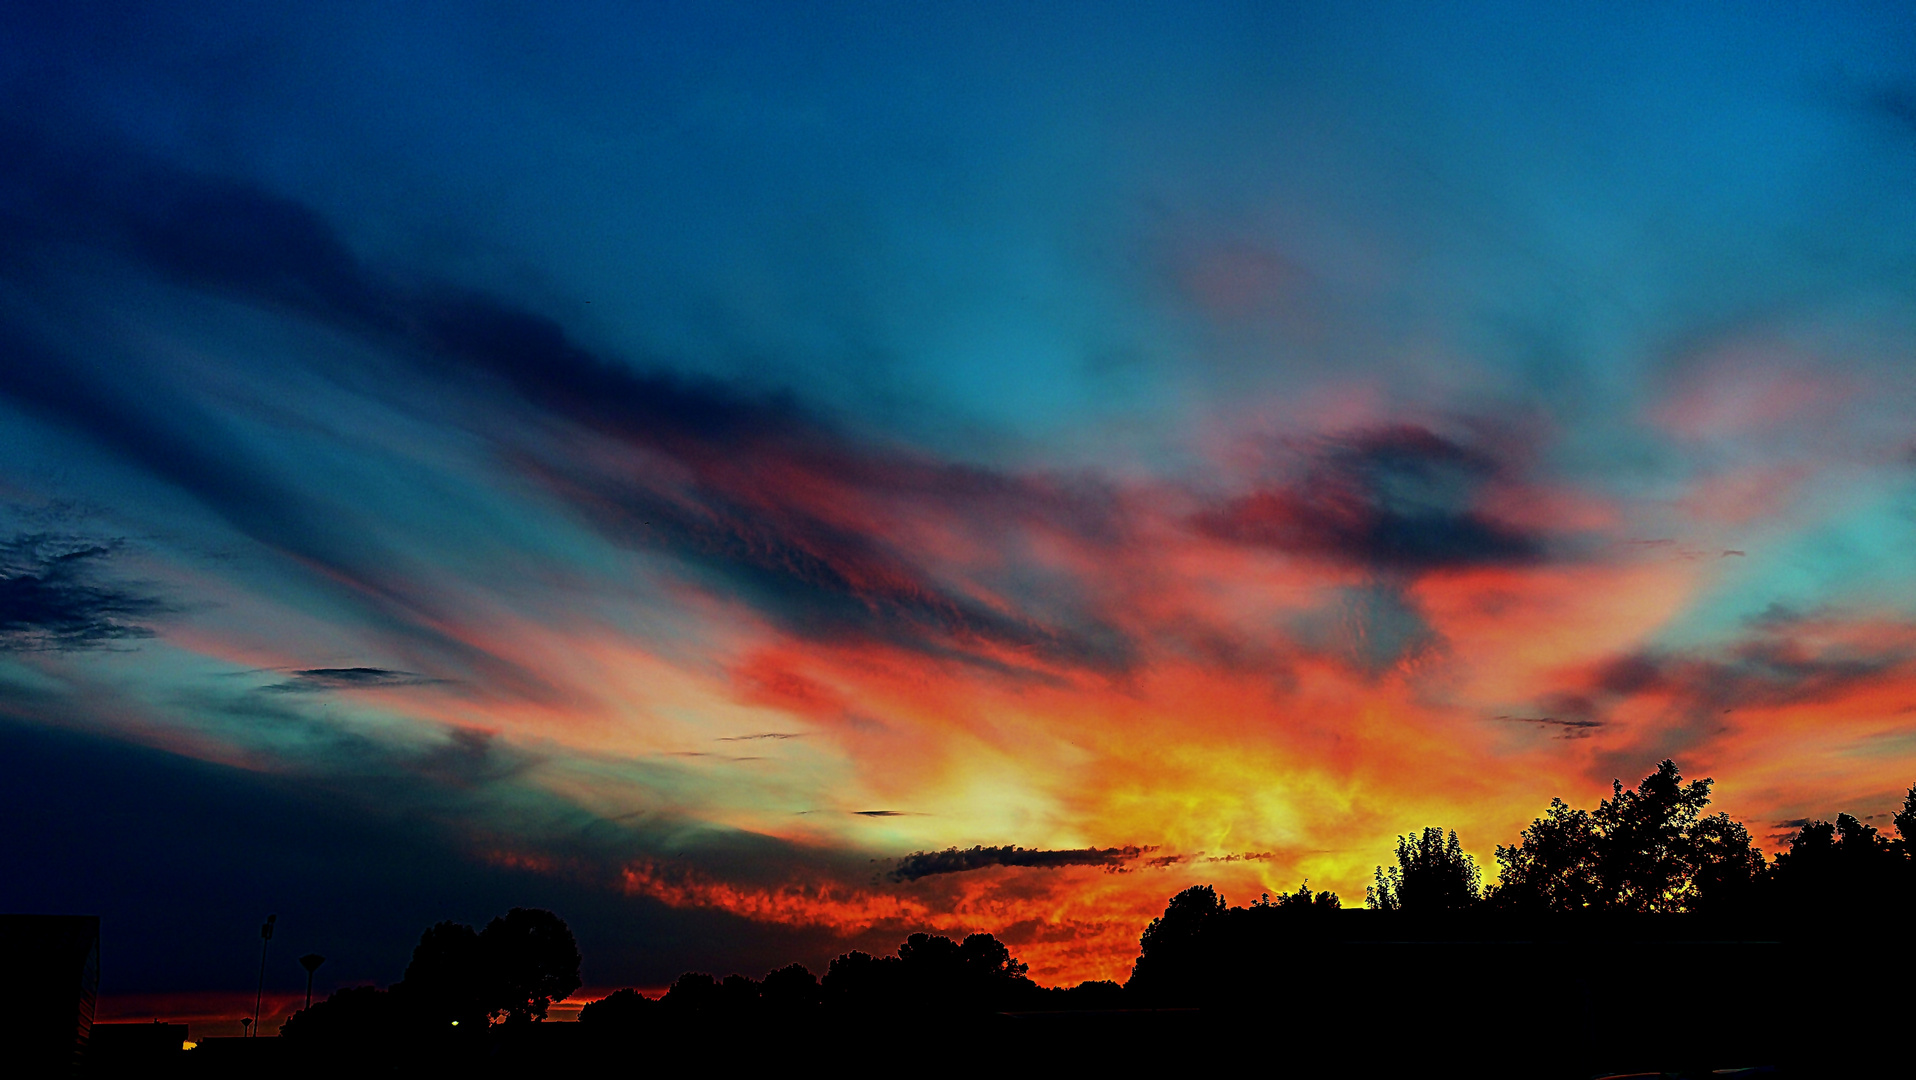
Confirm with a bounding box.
[1363,759,1916,916]
[280,759,1916,1055]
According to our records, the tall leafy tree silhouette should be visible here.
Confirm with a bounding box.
[397,920,494,1028]
[1491,760,1756,913]
[1589,759,1713,911]
[392,908,580,1027]
[1127,884,1225,999]
[1490,797,1602,912]
[1367,827,1480,911]
[481,907,582,1023]
[1686,811,1766,914]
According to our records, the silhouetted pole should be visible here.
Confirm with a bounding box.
[253,915,276,1036]
[298,953,326,1010]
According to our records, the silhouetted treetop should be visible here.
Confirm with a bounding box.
[1491,760,1757,914]
[1368,828,1479,912]
[818,932,1036,1012]
[481,907,582,1023]
[661,971,721,1014]
[1769,811,1907,910]
[1896,783,1916,850]
[577,987,654,1029]
[1268,880,1342,911]
[760,963,822,1011]
[385,907,580,1029]
[397,920,493,1028]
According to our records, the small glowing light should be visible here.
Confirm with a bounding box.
[182,1041,198,1051]
[450,1020,459,1026]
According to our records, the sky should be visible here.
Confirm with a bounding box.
[6,1,1916,1020]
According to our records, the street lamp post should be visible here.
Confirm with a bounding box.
[253,915,276,1037]
[298,953,326,1011]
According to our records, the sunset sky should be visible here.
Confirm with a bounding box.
[6,2,1916,1018]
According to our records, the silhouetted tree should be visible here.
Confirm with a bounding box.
[719,973,763,1015]
[1769,811,1905,911]
[1045,979,1126,1008]
[396,920,494,1028]
[1687,812,1766,914]
[1589,759,1713,911]
[1490,796,1602,912]
[660,972,723,1015]
[760,963,821,1012]
[1491,760,1750,913]
[1895,783,1916,854]
[885,932,1034,1011]
[1264,880,1341,910]
[480,907,582,1023]
[577,987,655,1030]
[280,985,405,1045]
[821,950,899,1012]
[1126,885,1225,999]
[1367,828,1480,911]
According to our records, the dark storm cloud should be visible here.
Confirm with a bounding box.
[889,844,1146,882]
[1194,425,1545,572]
[0,121,1136,677]
[0,534,168,650]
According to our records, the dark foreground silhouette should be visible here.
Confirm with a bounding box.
[86,762,1916,1077]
